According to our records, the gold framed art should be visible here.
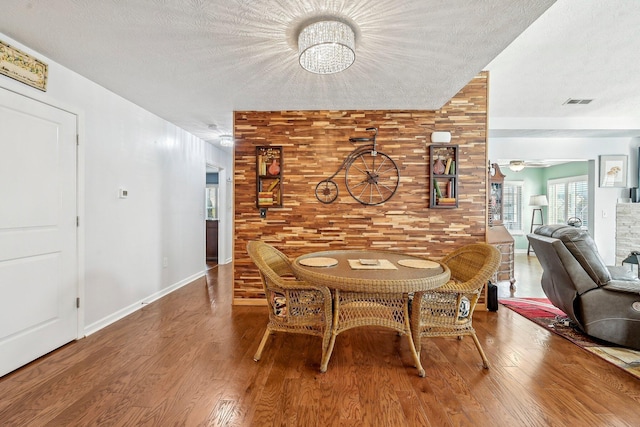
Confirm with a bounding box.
[0,40,48,91]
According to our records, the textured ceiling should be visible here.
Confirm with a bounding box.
[1,0,639,147]
[486,0,640,138]
[0,0,553,145]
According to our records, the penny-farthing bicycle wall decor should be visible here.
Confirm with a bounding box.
[315,128,400,206]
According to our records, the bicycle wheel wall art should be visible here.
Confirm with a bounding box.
[314,128,400,206]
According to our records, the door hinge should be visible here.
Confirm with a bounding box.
[76,134,79,146]
[76,297,80,308]
[76,216,79,227]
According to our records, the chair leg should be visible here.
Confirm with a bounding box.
[253,328,272,362]
[471,333,490,369]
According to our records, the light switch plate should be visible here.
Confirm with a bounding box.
[119,188,128,199]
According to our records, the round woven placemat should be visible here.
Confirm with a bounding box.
[299,257,339,267]
[397,259,440,269]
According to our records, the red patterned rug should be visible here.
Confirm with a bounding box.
[500,297,640,380]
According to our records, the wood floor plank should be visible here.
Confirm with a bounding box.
[1,263,639,427]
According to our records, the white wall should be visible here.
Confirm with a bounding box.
[490,135,640,263]
[0,33,233,335]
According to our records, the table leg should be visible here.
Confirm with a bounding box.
[320,289,341,373]
[403,300,425,377]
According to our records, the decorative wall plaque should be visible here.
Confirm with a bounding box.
[0,40,48,91]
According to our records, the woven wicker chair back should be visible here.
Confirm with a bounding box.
[441,243,501,290]
[247,240,293,288]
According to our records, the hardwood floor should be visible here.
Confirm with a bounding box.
[1,263,639,426]
[497,252,547,299]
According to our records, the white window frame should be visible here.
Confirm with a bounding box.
[547,175,589,229]
[503,180,524,235]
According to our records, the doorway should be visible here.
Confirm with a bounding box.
[206,165,219,266]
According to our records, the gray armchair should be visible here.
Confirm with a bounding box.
[527,224,640,350]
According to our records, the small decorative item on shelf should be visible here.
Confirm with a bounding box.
[433,158,445,175]
[268,158,280,176]
[258,192,273,206]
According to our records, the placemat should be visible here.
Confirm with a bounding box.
[397,259,440,269]
[347,259,398,270]
[299,257,338,267]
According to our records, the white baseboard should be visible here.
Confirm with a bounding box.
[83,270,205,336]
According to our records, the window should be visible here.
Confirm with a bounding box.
[206,185,219,220]
[547,176,588,229]
[503,181,523,232]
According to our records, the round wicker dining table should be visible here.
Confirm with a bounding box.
[292,250,451,377]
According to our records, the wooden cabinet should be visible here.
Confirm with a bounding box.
[487,225,515,286]
[256,146,283,208]
[487,162,514,286]
[488,163,506,226]
[206,220,218,262]
[429,144,458,208]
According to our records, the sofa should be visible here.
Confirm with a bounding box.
[527,224,640,350]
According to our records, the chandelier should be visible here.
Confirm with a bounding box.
[298,20,355,74]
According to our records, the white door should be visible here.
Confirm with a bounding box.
[0,88,78,377]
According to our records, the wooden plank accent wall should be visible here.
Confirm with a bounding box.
[233,73,489,304]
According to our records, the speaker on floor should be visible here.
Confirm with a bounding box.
[487,281,498,312]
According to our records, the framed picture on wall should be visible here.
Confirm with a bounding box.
[0,40,48,91]
[599,155,628,187]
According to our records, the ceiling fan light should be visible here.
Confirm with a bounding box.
[509,160,525,172]
[298,20,355,74]
[219,135,234,147]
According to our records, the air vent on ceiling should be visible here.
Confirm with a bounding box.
[563,98,593,105]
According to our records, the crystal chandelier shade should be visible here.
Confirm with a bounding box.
[298,20,355,74]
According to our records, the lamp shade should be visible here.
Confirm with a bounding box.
[529,195,549,207]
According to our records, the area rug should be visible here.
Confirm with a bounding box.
[500,297,640,380]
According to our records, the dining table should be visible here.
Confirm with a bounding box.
[292,249,451,377]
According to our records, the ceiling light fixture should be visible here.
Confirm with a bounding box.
[219,135,234,147]
[298,20,355,74]
[509,160,525,172]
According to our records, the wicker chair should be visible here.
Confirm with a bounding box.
[410,243,500,369]
[247,241,333,371]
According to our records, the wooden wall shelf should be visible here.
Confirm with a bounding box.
[430,144,458,208]
[256,146,283,208]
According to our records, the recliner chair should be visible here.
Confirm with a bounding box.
[527,224,640,350]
